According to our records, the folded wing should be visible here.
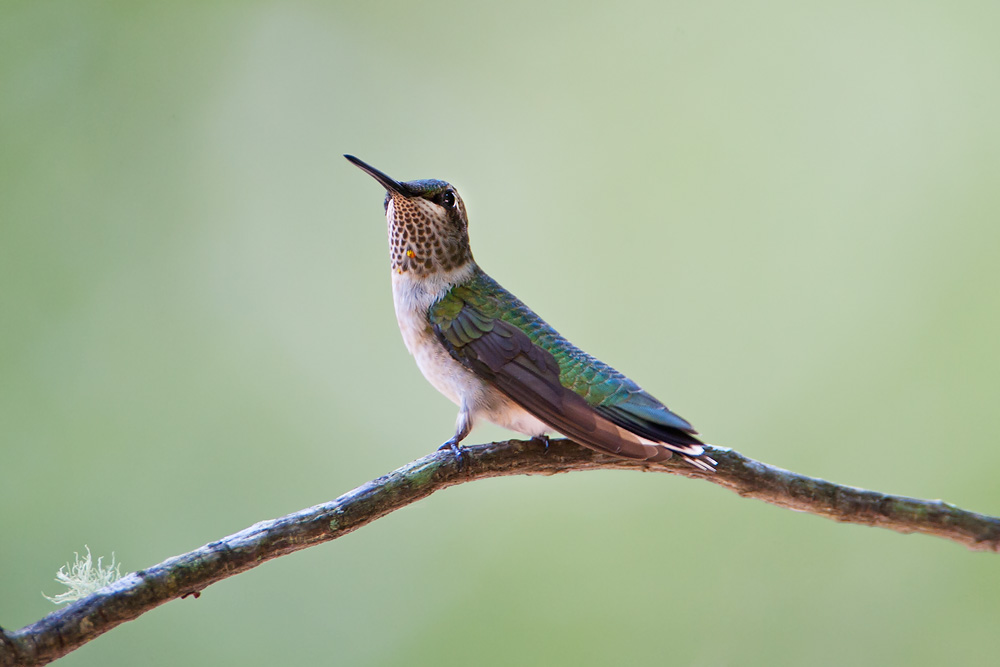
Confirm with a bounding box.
[430,278,711,468]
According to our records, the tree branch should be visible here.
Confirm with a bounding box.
[3,438,998,665]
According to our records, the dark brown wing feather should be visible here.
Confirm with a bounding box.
[438,315,671,461]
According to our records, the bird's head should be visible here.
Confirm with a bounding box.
[346,155,473,277]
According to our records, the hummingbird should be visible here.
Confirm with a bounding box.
[345,155,716,472]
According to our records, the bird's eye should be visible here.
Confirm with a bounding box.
[440,191,456,208]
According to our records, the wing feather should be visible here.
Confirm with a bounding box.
[430,290,700,462]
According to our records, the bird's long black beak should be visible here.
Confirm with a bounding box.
[344,155,414,197]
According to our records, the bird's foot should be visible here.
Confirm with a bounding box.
[530,434,551,454]
[438,439,466,469]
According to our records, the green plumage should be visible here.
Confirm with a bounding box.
[429,266,699,439]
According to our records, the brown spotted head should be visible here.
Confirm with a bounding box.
[346,155,473,277]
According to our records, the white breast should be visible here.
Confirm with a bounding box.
[390,267,550,438]
[391,265,479,407]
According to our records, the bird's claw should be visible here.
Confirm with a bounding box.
[438,439,466,469]
[531,435,551,454]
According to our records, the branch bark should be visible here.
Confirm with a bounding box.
[3,438,998,665]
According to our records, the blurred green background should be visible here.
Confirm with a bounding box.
[3,1,999,665]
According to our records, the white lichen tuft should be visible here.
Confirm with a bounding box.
[43,546,123,604]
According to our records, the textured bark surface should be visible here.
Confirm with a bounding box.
[2,438,998,666]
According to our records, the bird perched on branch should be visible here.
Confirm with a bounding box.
[346,155,715,472]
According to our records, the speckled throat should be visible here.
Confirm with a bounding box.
[386,194,473,277]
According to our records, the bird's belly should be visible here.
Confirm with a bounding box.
[485,400,552,438]
[405,320,479,407]
[402,315,550,433]
[392,272,551,438]
[395,309,548,438]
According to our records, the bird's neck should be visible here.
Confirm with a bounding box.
[391,261,478,317]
